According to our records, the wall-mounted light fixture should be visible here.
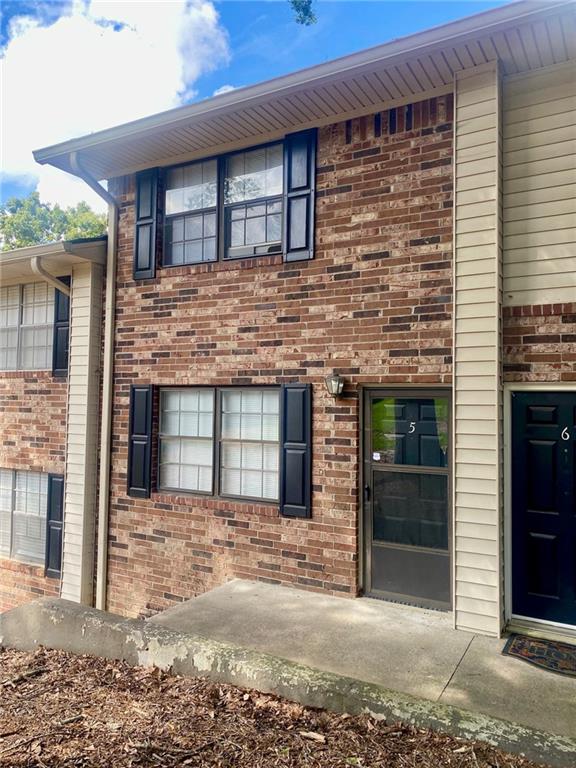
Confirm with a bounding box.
[325,372,345,397]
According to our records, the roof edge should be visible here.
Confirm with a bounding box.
[33,0,569,167]
[0,237,108,266]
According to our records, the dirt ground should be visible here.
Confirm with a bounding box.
[0,647,548,768]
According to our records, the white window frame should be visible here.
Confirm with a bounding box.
[0,469,48,566]
[0,283,55,371]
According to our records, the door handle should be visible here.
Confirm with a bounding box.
[364,484,370,502]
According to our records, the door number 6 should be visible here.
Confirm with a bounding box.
[561,427,570,441]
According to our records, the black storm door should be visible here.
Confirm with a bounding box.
[512,392,576,626]
[363,390,451,609]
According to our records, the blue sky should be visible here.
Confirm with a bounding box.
[1,1,507,210]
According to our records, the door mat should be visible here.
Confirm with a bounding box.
[502,634,576,677]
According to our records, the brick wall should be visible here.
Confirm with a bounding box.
[503,303,576,381]
[0,371,66,610]
[106,94,454,618]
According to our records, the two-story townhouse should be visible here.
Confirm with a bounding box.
[0,238,106,610]
[32,0,576,639]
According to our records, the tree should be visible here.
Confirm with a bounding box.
[289,0,316,25]
[0,192,107,251]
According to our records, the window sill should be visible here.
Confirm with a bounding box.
[0,555,46,573]
[157,251,284,277]
[152,488,280,516]
[0,369,65,380]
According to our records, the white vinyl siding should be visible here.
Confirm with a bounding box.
[0,469,48,565]
[60,263,103,604]
[453,62,503,637]
[502,62,576,306]
[0,282,54,370]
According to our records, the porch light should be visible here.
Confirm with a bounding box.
[325,373,345,397]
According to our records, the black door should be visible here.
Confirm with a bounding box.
[363,390,451,609]
[512,392,576,626]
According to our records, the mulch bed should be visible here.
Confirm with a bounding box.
[0,647,547,767]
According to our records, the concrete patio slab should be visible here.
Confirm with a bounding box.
[440,634,576,737]
[150,580,576,740]
[150,579,473,701]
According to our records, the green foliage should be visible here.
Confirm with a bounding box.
[289,0,316,25]
[0,192,107,251]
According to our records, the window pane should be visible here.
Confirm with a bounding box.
[219,389,280,501]
[245,216,266,245]
[242,443,263,470]
[263,390,279,414]
[224,200,283,258]
[160,463,179,490]
[160,438,180,464]
[5,283,54,371]
[221,413,240,439]
[262,472,279,500]
[221,468,241,496]
[373,471,448,550]
[165,160,217,215]
[11,471,48,565]
[242,470,262,498]
[159,389,214,493]
[0,469,13,557]
[225,144,283,204]
[371,397,449,468]
[263,443,279,471]
[243,390,262,413]
[165,209,218,266]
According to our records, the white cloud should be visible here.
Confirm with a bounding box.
[1,0,230,212]
[213,84,238,97]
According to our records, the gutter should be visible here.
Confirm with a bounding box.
[30,256,71,296]
[69,152,118,611]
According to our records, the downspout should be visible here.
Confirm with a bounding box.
[30,256,71,296]
[69,151,117,611]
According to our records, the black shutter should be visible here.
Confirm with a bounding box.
[280,383,312,518]
[134,169,159,279]
[127,384,153,498]
[283,129,316,262]
[52,276,70,377]
[45,474,64,578]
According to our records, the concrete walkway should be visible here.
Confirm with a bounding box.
[150,579,576,739]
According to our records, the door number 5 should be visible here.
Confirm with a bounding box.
[409,422,416,434]
[561,427,570,441]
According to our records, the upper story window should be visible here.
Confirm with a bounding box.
[163,142,284,267]
[0,283,55,371]
[224,145,283,260]
[164,160,218,266]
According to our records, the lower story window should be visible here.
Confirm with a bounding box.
[158,387,280,501]
[0,469,48,564]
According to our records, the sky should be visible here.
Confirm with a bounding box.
[1,0,509,212]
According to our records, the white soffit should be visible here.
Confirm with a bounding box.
[0,238,107,283]
[33,1,576,180]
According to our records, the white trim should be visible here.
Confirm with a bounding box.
[503,382,576,630]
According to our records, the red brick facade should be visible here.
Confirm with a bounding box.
[105,95,455,618]
[0,371,66,611]
[503,303,576,382]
